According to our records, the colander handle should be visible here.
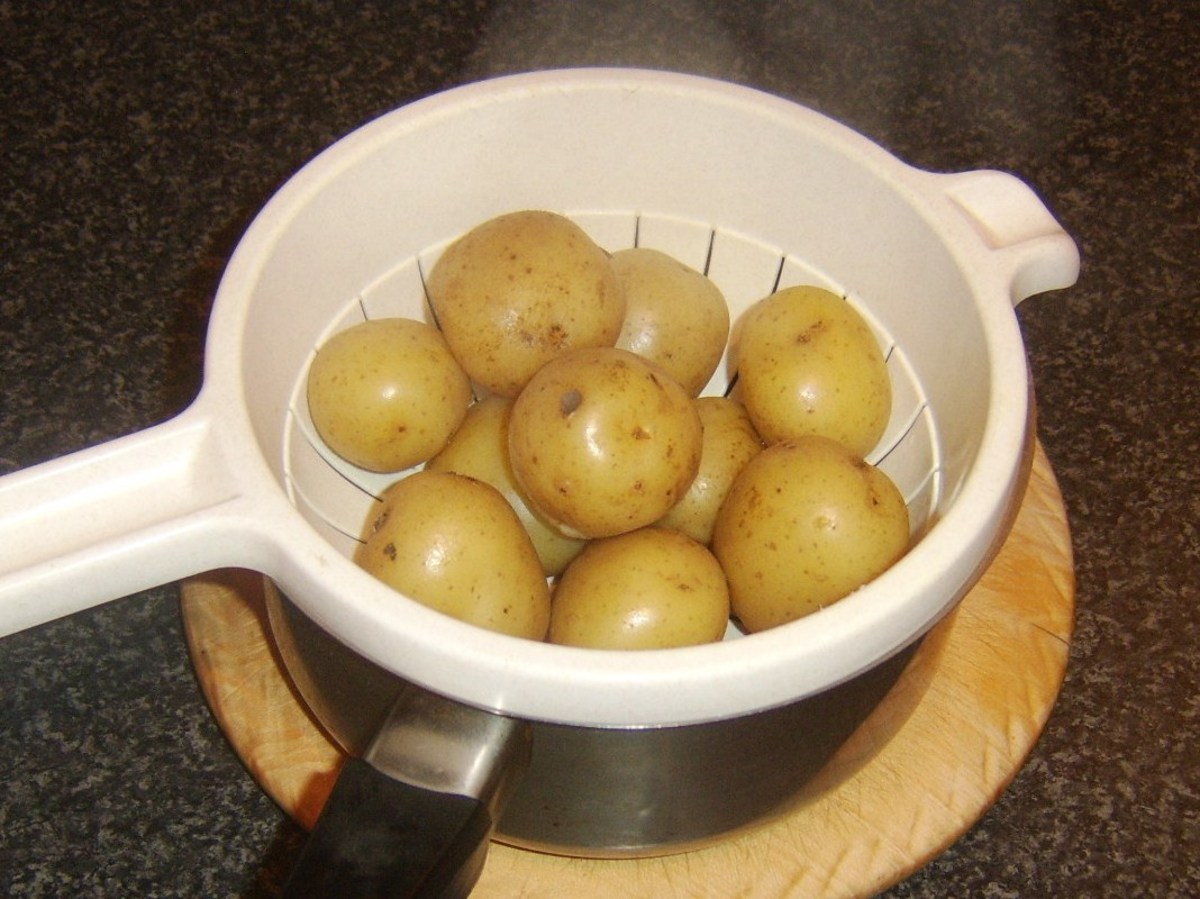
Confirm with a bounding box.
[0,401,254,638]
[936,169,1081,304]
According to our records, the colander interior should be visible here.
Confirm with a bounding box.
[282,209,943,625]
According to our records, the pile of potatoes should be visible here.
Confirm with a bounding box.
[306,210,910,650]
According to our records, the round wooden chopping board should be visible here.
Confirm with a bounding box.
[181,441,1073,898]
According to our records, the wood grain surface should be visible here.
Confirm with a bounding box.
[181,441,1073,898]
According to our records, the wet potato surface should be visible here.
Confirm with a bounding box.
[508,346,704,540]
[306,318,472,472]
[426,210,626,398]
[355,469,552,640]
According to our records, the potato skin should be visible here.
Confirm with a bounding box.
[657,396,763,545]
[426,394,586,576]
[612,247,730,396]
[306,317,472,472]
[712,436,909,632]
[354,470,551,640]
[549,526,730,650]
[508,347,703,539]
[426,210,626,397]
[733,285,891,457]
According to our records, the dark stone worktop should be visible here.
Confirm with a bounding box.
[2,1,1196,896]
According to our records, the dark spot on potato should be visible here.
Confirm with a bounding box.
[632,425,651,440]
[546,323,568,348]
[560,389,583,416]
[795,320,828,344]
[383,542,397,561]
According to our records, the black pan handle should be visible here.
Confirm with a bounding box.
[282,686,530,899]
[281,757,491,898]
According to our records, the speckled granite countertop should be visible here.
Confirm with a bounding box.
[1,1,1196,896]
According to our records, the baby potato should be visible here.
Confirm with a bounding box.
[549,526,731,650]
[426,394,586,576]
[354,470,551,640]
[712,435,909,632]
[508,347,703,540]
[307,317,472,472]
[657,396,764,545]
[732,285,891,457]
[611,247,730,396]
[426,210,626,397]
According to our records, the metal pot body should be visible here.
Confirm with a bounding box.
[265,581,914,856]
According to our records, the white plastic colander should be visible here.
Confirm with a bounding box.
[0,69,1078,728]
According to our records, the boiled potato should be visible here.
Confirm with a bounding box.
[354,470,551,640]
[711,435,909,632]
[657,396,764,545]
[508,347,703,539]
[307,317,472,472]
[612,247,730,396]
[426,210,626,397]
[549,526,730,650]
[426,394,586,576]
[732,285,891,457]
